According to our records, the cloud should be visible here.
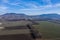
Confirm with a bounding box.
[55,3,60,7]
[2,0,19,5]
[1,0,60,9]
[1,0,60,15]
[18,3,60,11]
[2,0,9,3]
[42,0,52,5]
[0,5,8,14]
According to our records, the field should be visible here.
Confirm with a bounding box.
[0,21,34,40]
[33,21,60,40]
[0,21,32,27]
[0,21,60,40]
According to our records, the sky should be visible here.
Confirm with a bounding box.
[0,0,60,15]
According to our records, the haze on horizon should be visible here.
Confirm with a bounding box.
[0,0,60,15]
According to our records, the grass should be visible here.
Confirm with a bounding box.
[0,21,60,40]
[33,21,60,40]
[0,21,32,35]
[0,29,30,35]
[0,21,32,27]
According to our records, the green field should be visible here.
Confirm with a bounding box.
[33,21,60,40]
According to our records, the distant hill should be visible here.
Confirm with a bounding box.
[0,13,28,21]
[0,13,60,21]
[28,14,60,21]
[40,14,60,20]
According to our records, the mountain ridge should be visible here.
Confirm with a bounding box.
[0,13,60,21]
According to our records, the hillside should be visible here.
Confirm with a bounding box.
[33,21,60,40]
[0,13,28,21]
[0,13,60,21]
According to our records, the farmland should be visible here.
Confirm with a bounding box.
[33,21,60,40]
[0,21,60,40]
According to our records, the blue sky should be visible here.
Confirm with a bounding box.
[0,0,60,15]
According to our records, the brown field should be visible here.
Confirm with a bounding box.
[0,34,34,40]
